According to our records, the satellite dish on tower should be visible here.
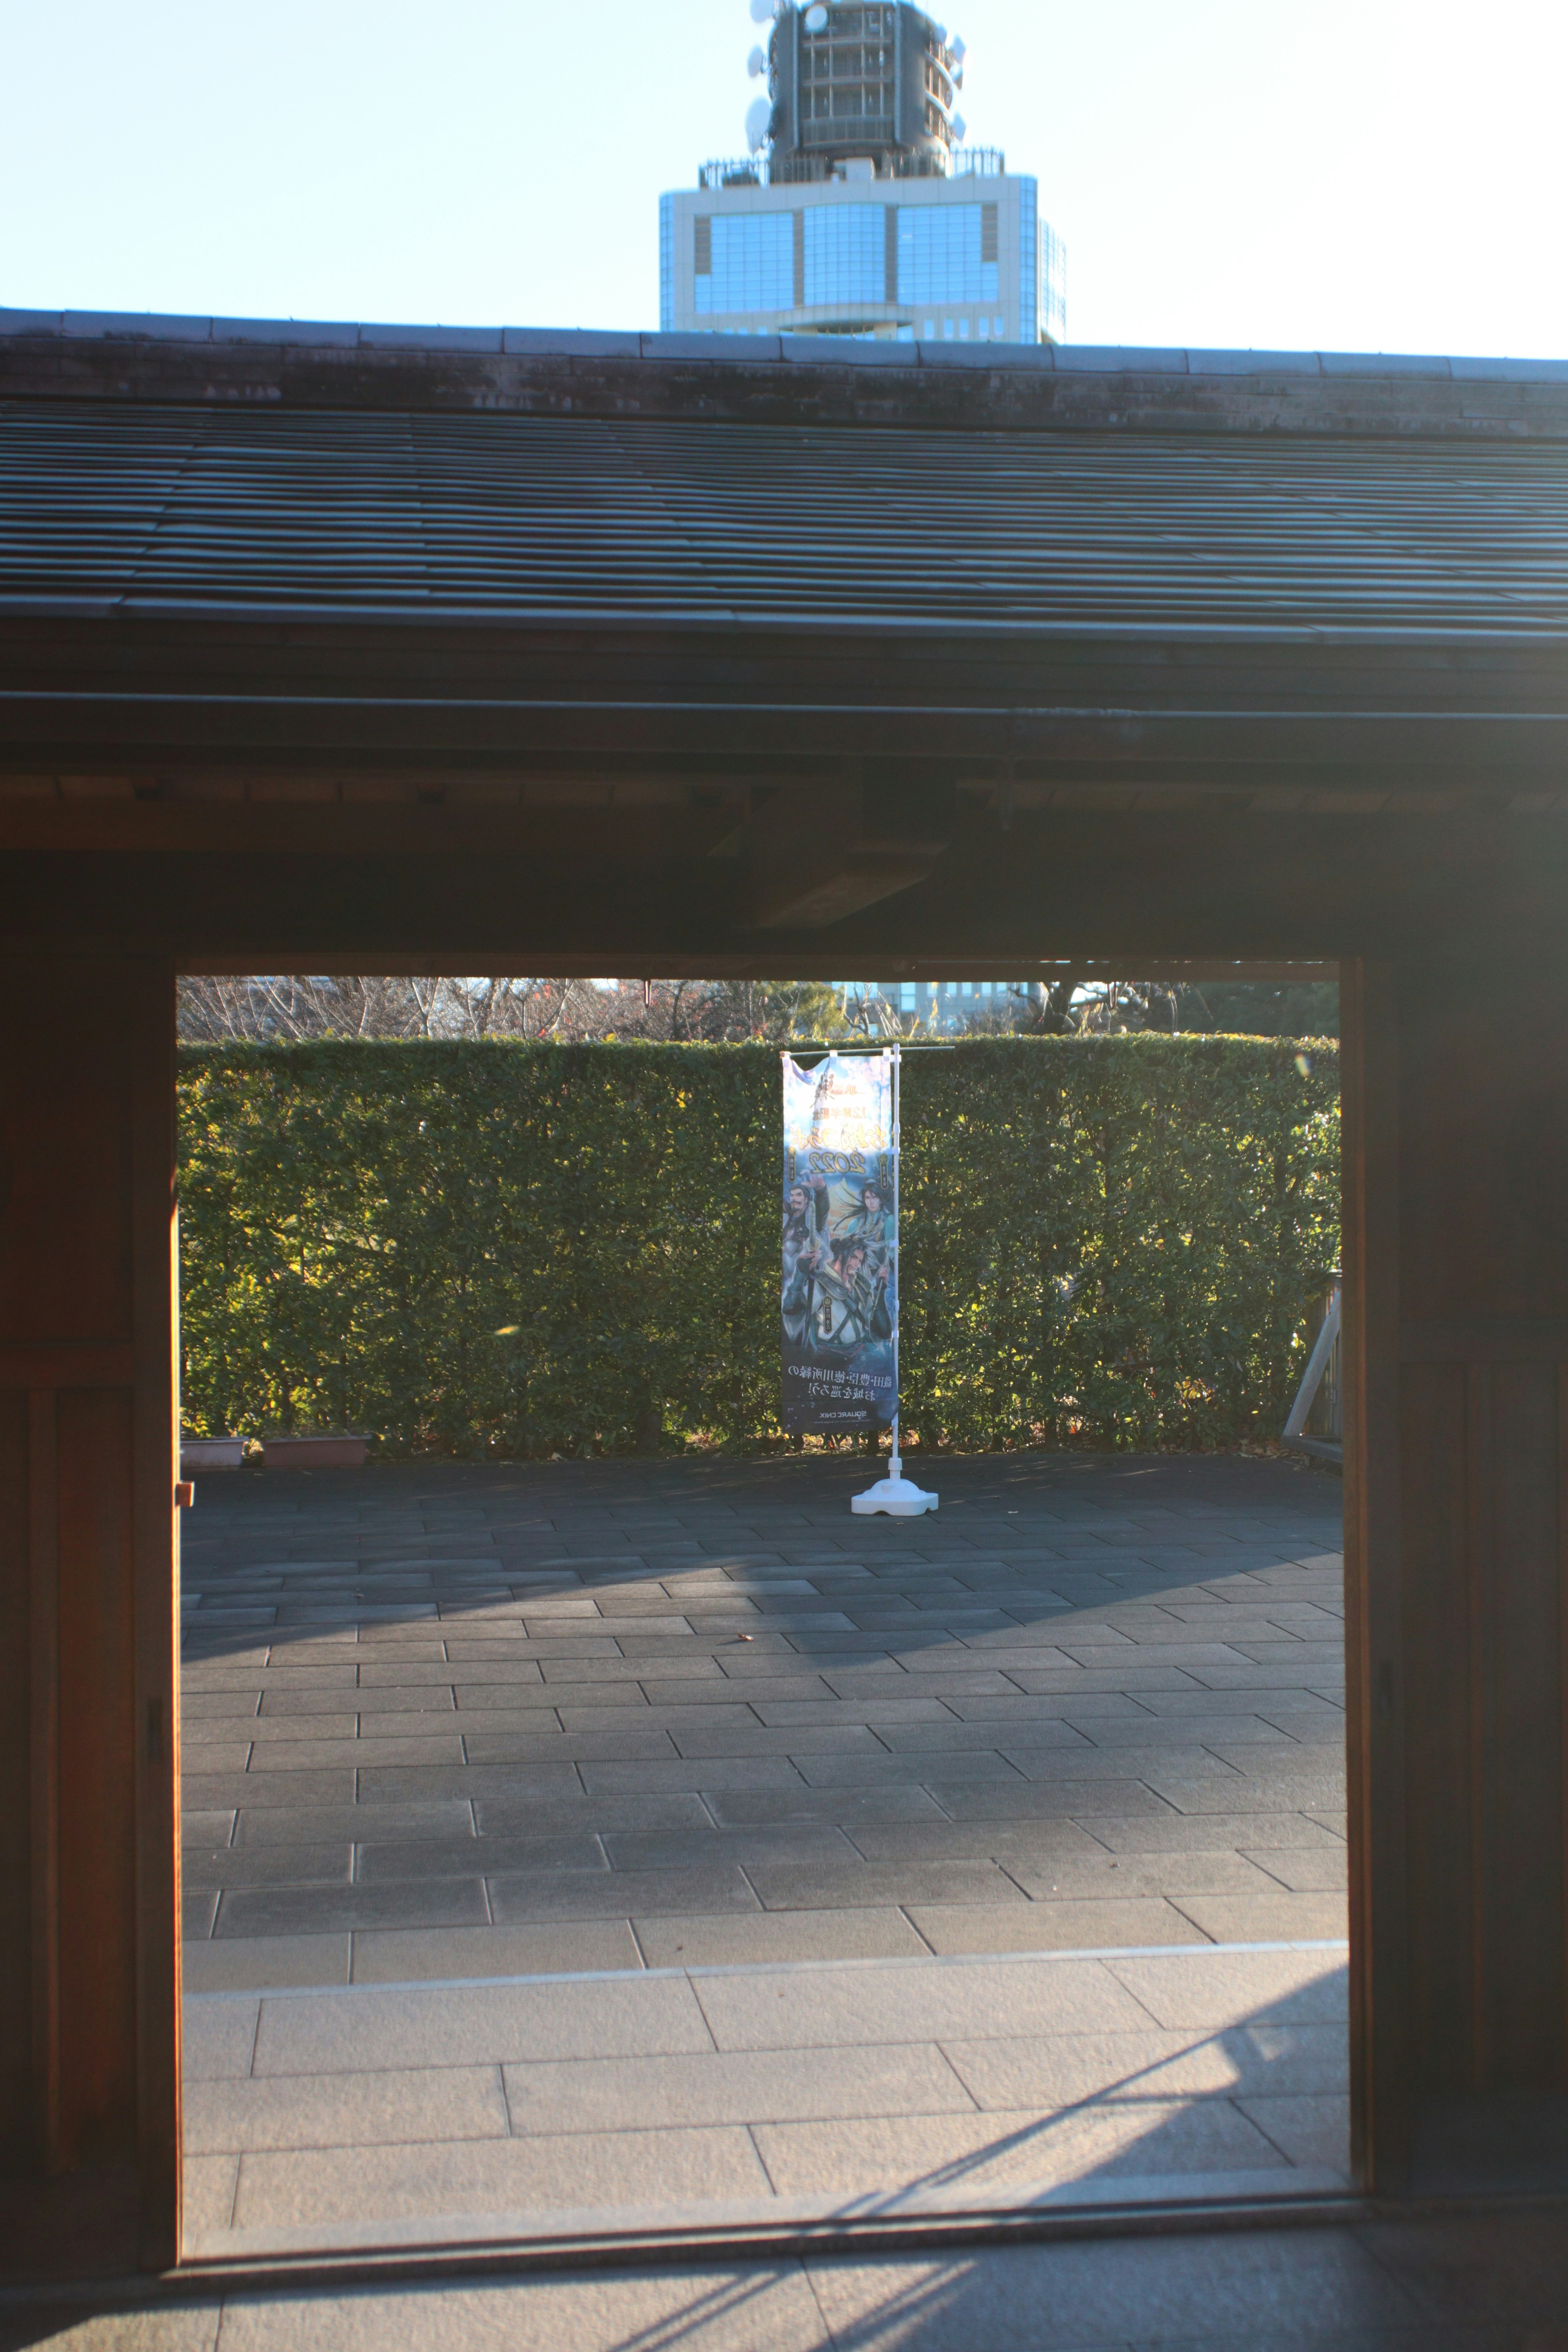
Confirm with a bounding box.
[804,3,828,27]
[745,94,773,149]
[748,0,775,22]
[747,43,766,74]
[950,110,967,140]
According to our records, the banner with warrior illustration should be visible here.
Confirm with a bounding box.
[781,1052,897,1435]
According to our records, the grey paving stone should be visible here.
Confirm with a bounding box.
[364,1659,542,1686]
[183,1692,263,1721]
[653,1728,869,1768]
[1001,1665,1216,1694]
[819,1667,1026,1697]
[678,1675,837,1707]
[502,2040,974,2136]
[1235,2090,1352,2175]
[1129,1687,1344,1719]
[310,1687,461,1715]
[601,1826,855,1872]
[185,1933,352,1991]
[184,1845,354,1889]
[1005,1746,1244,1784]
[461,1728,677,1763]
[187,1665,354,1693]
[229,1802,474,1847]
[539,1655,727,1683]
[353,1764,586,1802]
[942,2022,1349,2109]
[350,1921,644,1981]
[703,1785,951,1827]
[1085,1810,1347,1854]
[225,2123,772,2230]
[1069,1715,1298,1748]
[634,1908,931,1967]
[1240,1843,1349,1892]
[1191,1665,1347,1691]
[488,1865,761,1922]
[180,2158,242,2250]
[558,1702,755,1735]
[183,1771,358,1811]
[250,1971,716,2073]
[442,1638,623,1661]
[749,1697,957,1727]
[842,1819,1107,1867]
[239,1736,471,1769]
[216,1880,491,1938]
[1148,1773,1346,1815]
[180,1744,256,1775]
[182,1996,263,2080]
[356,1834,604,1881]
[185,2063,510,2154]
[1000,1850,1283,1902]
[1170,1891,1349,1942]
[1216,1742,1346,1777]
[746,1858,1026,1913]
[577,1758,808,1794]
[945,1692,1163,1722]
[1105,1949,1348,2029]
[870,1719,1088,1754]
[185,1888,220,1938]
[694,1952,1156,2051]
[754,2090,1294,2198]
[928,1779,1176,1820]
[907,1898,1209,1954]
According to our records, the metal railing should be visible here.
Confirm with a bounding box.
[1283,1276,1342,1465]
[698,143,1004,190]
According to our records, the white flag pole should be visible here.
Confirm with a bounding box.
[851,1036,937,1517]
[890,1036,900,1484]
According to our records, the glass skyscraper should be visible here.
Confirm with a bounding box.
[659,0,1065,346]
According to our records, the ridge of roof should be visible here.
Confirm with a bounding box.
[3,309,1568,384]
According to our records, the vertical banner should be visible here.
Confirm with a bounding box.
[780,1051,896,1435]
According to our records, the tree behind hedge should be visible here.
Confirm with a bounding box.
[177,1035,1339,1456]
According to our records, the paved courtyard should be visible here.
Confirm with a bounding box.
[179,1448,1348,2250]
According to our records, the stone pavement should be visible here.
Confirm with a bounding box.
[177,1450,1349,2247]
[11,2201,1568,2349]
[182,1942,1349,2256]
[180,1450,1348,1989]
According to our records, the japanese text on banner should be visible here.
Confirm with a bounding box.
[780,1052,896,1436]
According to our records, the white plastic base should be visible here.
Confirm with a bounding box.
[850,1471,939,1517]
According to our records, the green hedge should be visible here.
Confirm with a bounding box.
[177,1036,1339,1456]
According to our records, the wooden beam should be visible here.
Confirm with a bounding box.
[1349,955,1568,2191]
[0,962,178,2277]
[1340,959,1409,2190]
[0,807,1561,971]
[132,964,179,2271]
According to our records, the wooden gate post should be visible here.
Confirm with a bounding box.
[1345,955,1568,2191]
[0,960,179,2273]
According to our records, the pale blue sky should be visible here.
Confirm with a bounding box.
[2,0,1561,356]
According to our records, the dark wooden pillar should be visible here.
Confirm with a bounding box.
[0,961,179,2273]
[1345,956,1568,2192]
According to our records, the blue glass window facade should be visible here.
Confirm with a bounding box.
[802,203,885,307]
[895,205,998,307]
[694,212,794,315]
[1017,178,1038,345]
[658,194,673,332]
